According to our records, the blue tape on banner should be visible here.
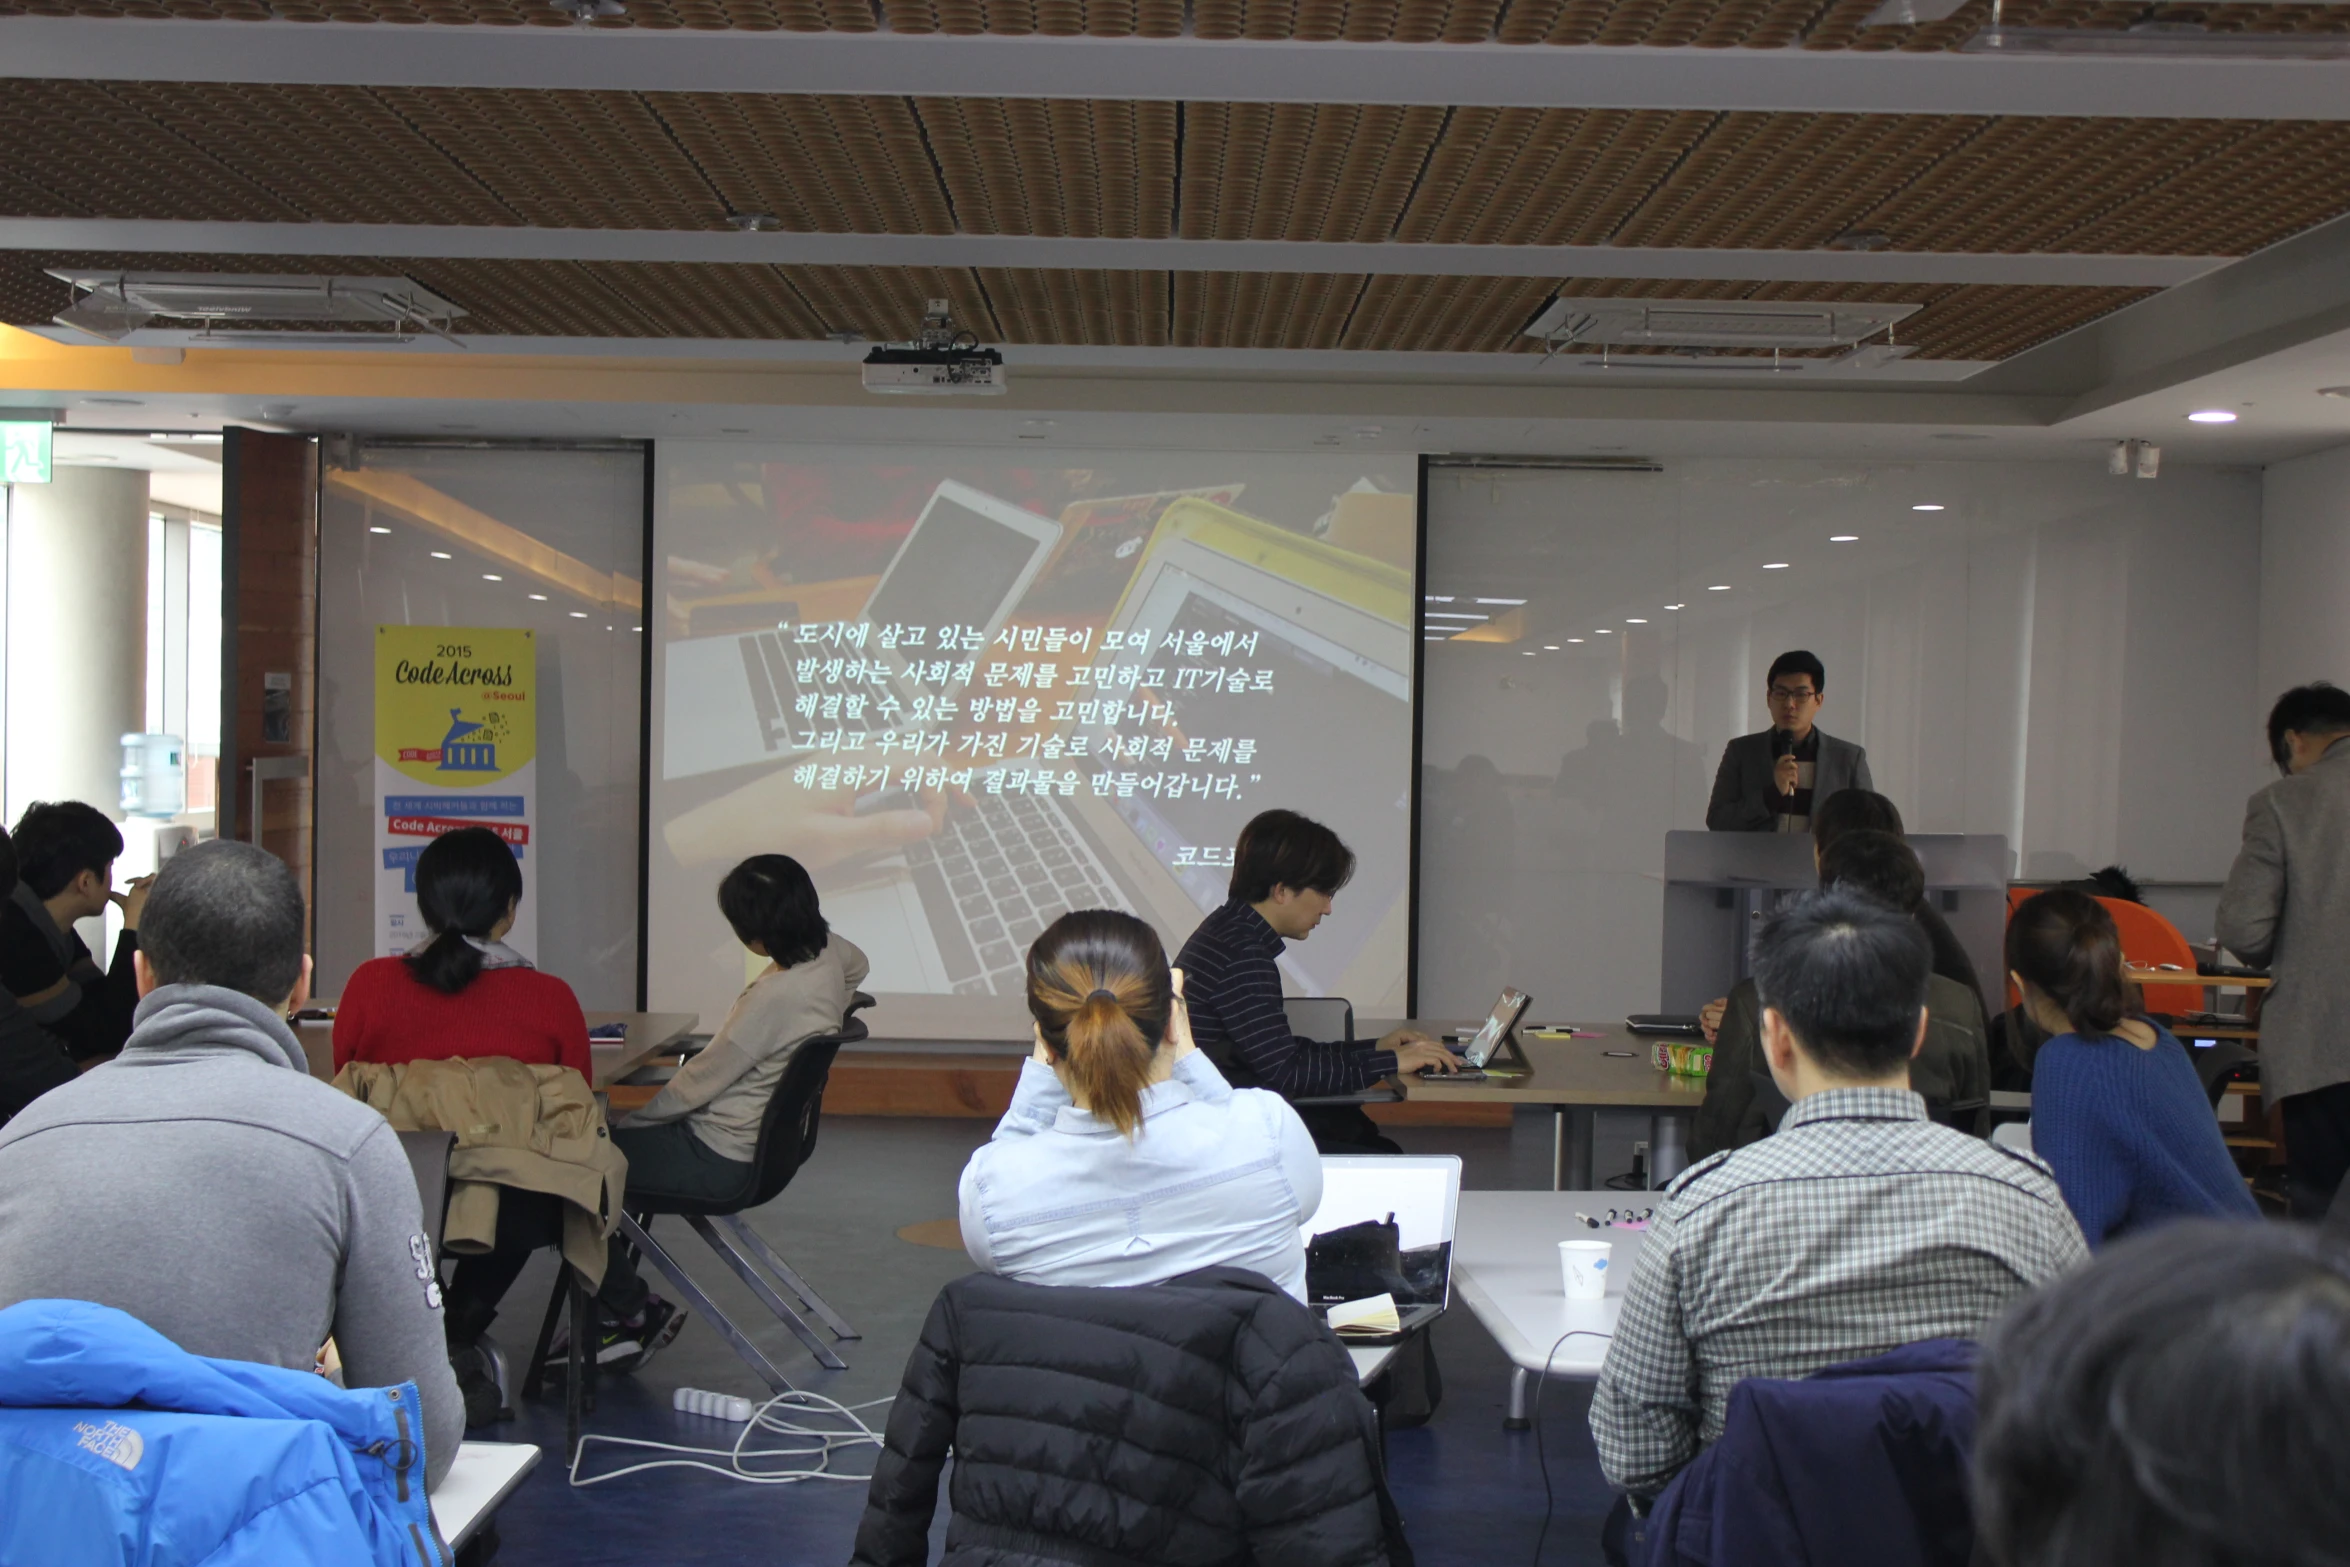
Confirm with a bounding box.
[383,795,525,818]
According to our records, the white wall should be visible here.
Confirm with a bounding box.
[1418,457,2266,1018]
[2259,443,2350,705]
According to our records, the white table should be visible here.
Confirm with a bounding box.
[1348,1344,1401,1385]
[1452,1191,1650,1427]
[431,1441,542,1549]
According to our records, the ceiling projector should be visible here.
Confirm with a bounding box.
[861,299,1006,396]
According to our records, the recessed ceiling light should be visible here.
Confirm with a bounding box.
[1626,618,1648,624]
[1425,611,1490,621]
[368,526,390,535]
[1542,644,1561,651]
[1664,603,1685,611]
[2186,409,2238,424]
[528,593,548,602]
[1830,534,1858,542]
[1475,597,1528,606]
[1708,584,1732,592]
[1763,562,1790,570]
[569,611,588,619]
[482,574,503,582]
[1912,503,1945,512]
[1567,638,1585,644]
[1521,650,1536,657]
[1595,629,1613,635]
[429,550,452,560]
[1424,595,1456,603]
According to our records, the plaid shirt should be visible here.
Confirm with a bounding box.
[1590,1087,2088,1496]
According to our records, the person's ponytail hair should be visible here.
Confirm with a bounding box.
[2005,889,2131,1037]
[404,826,523,996]
[1025,910,1172,1137]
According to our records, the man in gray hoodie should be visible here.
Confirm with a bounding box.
[0,840,466,1489]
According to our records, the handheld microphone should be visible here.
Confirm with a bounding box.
[1771,728,1795,759]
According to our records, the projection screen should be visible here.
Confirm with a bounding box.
[648,445,1419,1039]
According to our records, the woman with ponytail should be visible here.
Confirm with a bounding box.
[2008,889,2257,1246]
[958,909,1323,1301]
[333,825,590,1081]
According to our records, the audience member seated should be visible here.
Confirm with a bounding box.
[1590,888,2086,1512]
[0,840,464,1488]
[959,908,1321,1300]
[1695,831,1992,1156]
[851,1268,1410,1567]
[587,853,868,1364]
[334,824,589,1080]
[334,824,591,1416]
[1974,1220,2350,1567]
[1176,808,1453,1155]
[0,826,76,1128]
[2006,890,2258,1246]
[0,801,146,1063]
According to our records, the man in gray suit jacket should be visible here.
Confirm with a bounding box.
[1706,650,1873,833]
[2217,682,2350,1220]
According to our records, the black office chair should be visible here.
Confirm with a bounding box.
[530,993,874,1397]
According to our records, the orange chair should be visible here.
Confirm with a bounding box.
[2002,888,2199,1008]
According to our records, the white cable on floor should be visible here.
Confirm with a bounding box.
[568,1387,894,1488]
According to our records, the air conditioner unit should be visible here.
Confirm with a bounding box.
[47,271,466,345]
[862,300,1007,396]
[1523,297,1922,354]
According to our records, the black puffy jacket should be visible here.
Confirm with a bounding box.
[849,1266,1415,1567]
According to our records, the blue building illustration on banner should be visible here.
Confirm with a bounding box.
[438,709,498,773]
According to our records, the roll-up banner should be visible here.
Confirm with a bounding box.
[373,626,538,961]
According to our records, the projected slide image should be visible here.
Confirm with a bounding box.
[649,450,1417,1035]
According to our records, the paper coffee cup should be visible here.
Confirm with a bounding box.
[1560,1239,1612,1301]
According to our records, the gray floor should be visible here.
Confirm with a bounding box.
[481,1110,1659,1565]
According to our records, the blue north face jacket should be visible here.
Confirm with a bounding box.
[0,1299,447,1567]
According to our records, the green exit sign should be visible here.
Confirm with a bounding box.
[1,421,53,485]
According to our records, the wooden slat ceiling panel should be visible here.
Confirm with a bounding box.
[0,249,2147,356]
[7,81,2350,262]
[1178,104,1451,242]
[6,0,2347,44]
[918,98,1180,237]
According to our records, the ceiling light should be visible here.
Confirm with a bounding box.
[2186,409,2238,424]
[429,550,452,560]
[1474,597,1528,606]
[1830,534,1859,542]
[1708,584,1732,592]
[1664,603,1684,611]
[1567,638,1585,643]
[482,574,503,582]
[569,611,588,619]
[726,212,780,233]
[368,525,390,535]
[528,593,548,602]
[1595,629,1613,635]
[1912,503,1945,512]
[1424,595,1456,603]
[1542,644,1561,651]
[1626,618,1648,624]
[1763,562,1790,570]
[1425,611,1489,621]
[1521,650,1537,657]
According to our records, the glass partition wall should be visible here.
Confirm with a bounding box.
[1416,457,2263,1022]
[315,444,646,1007]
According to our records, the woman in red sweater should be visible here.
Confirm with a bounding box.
[333,826,605,1421]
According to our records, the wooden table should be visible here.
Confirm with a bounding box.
[1398,1022,1708,1191]
[295,1008,700,1091]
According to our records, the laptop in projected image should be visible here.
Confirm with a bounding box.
[864,498,1416,1002]
[661,478,1062,781]
[1302,1155,1462,1343]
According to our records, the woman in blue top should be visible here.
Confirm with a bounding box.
[2007,890,2259,1246]
[958,909,1322,1301]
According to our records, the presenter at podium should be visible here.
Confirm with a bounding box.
[1705,650,1872,833]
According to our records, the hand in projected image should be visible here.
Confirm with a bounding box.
[663,767,939,873]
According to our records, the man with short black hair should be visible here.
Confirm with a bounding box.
[0,825,76,1127]
[1592,888,2085,1507]
[1176,809,1454,1154]
[0,800,145,1061]
[1705,651,1873,833]
[2217,680,2350,1218]
[0,840,466,1488]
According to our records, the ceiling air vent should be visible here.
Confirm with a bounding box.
[1523,297,1921,355]
[48,271,467,346]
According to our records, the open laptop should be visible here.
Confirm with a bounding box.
[662,478,1063,780]
[1302,1154,1462,1344]
[870,497,1416,1000]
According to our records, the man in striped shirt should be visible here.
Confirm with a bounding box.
[1175,809,1457,1154]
